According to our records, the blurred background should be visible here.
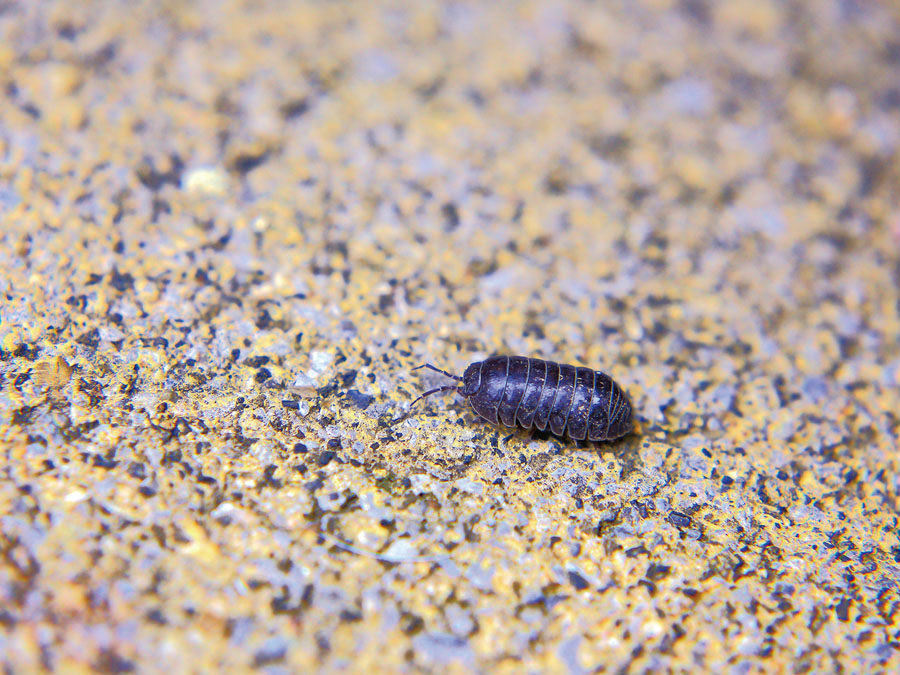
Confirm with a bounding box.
[1,1,899,672]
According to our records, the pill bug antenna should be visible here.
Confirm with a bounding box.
[410,363,464,407]
[411,363,463,381]
[410,385,461,407]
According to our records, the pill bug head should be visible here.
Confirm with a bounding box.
[461,361,483,398]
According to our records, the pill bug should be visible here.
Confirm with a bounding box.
[412,355,633,442]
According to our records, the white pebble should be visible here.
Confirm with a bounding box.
[182,166,228,196]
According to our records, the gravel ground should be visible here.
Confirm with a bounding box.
[1,0,899,672]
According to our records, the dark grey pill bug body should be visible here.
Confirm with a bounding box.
[412,355,633,442]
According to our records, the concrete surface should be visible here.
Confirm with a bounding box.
[1,0,899,672]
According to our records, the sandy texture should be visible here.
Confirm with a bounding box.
[2,0,900,672]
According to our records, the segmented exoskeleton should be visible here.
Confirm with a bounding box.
[412,355,633,442]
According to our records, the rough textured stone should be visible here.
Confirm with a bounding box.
[1,0,899,672]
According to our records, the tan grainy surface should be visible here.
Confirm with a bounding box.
[2,0,900,672]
